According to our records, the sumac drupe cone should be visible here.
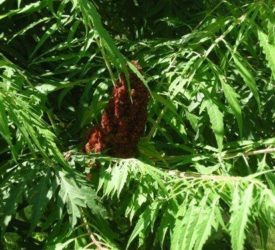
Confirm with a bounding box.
[85,61,149,158]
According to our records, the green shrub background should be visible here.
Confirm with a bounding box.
[0,0,274,249]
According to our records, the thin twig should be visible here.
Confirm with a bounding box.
[96,39,116,86]
[81,208,107,250]
[89,233,108,250]
[245,147,275,156]
[167,170,241,182]
[222,147,275,160]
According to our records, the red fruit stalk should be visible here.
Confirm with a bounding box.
[85,61,149,158]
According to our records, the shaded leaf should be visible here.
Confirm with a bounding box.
[205,99,224,151]
[258,30,275,80]
[232,54,260,111]
[230,184,254,250]
[220,76,243,136]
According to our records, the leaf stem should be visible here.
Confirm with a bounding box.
[222,147,275,160]
[96,38,116,86]
[80,208,106,250]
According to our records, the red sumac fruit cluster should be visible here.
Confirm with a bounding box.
[85,61,149,158]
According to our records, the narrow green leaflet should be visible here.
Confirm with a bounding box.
[186,111,199,132]
[219,76,243,136]
[205,99,224,151]
[115,164,129,198]
[1,183,25,229]
[178,199,198,250]
[195,196,220,250]
[102,163,129,198]
[258,30,275,80]
[170,199,189,250]
[9,17,49,42]
[29,172,53,232]
[232,54,261,111]
[230,184,254,250]
[81,186,106,217]
[58,171,84,226]
[126,201,159,249]
[128,61,151,94]
[0,95,16,158]
[186,193,211,250]
[30,19,68,59]
[77,0,127,70]
[58,170,104,226]
[66,20,81,44]
[0,1,47,20]
[157,208,174,248]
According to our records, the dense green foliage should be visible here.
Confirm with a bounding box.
[0,0,275,249]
